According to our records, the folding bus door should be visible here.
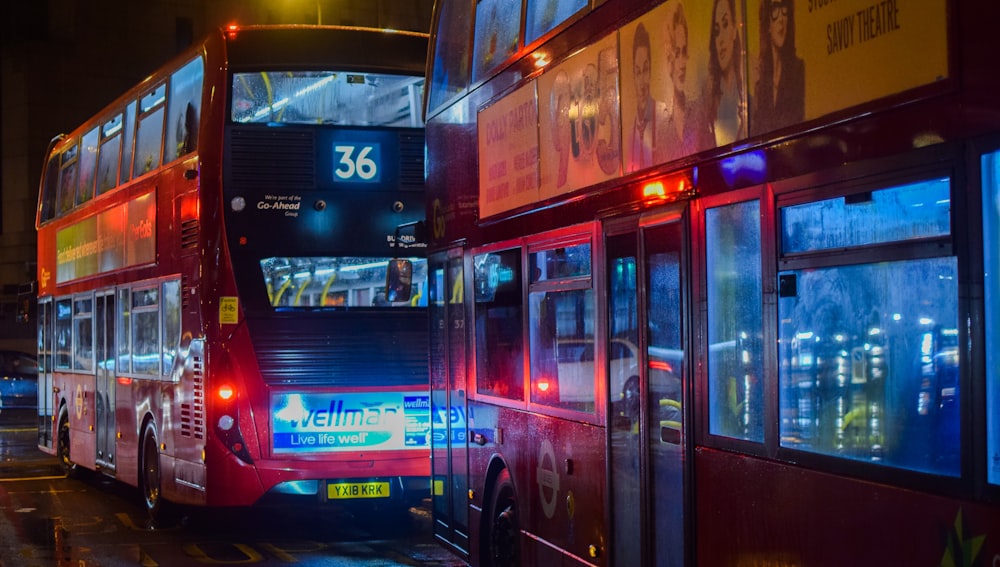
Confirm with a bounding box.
[37,298,54,450]
[606,210,688,567]
[95,290,116,471]
[429,248,470,556]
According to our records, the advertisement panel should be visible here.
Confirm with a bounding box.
[271,391,431,454]
[747,0,947,136]
[55,191,156,283]
[478,82,540,219]
[537,33,621,200]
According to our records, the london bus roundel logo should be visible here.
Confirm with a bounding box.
[75,384,84,420]
[537,439,560,519]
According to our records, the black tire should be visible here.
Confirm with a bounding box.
[140,421,168,524]
[487,468,519,567]
[57,408,82,478]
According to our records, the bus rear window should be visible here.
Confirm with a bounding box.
[260,256,427,309]
[231,71,424,127]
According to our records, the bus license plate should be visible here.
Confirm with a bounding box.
[328,481,390,500]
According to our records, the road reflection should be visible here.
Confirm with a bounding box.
[0,409,466,566]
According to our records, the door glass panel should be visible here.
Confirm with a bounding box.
[446,256,468,534]
[430,252,470,547]
[644,221,684,567]
[607,231,640,567]
[983,149,1000,486]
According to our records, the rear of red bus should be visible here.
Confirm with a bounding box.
[196,26,431,512]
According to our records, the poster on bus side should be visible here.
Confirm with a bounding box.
[537,32,621,201]
[478,83,540,219]
[746,0,947,136]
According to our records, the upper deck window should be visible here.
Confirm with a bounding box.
[164,56,204,163]
[77,127,99,206]
[57,144,79,215]
[135,84,167,176]
[97,114,123,195]
[231,71,425,128]
[427,0,472,115]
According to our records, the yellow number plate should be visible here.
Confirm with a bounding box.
[328,482,390,499]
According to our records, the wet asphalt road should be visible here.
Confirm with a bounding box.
[0,409,466,567]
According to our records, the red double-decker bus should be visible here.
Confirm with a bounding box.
[35,25,431,520]
[417,0,1000,564]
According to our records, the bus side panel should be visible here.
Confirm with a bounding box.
[694,447,1000,565]
[55,373,98,471]
[114,378,138,487]
[468,402,608,566]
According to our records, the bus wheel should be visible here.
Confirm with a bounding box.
[58,409,82,478]
[487,468,519,567]
[140,422,167,523]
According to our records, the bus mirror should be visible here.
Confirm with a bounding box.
[385,259,413,303]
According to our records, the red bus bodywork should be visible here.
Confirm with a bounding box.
[36,25,431,516]
[424,0,1000,564]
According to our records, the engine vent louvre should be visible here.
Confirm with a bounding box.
[180,354,205,439]
[247,314,427,387]
[229,129,316,189]
[398,131,424,190]
[180,218,199,250]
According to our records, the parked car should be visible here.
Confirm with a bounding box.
[0,350,38,413]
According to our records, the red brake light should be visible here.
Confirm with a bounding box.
[218,385,235,400]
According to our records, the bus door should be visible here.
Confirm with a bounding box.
[606,210,687,567]
[95,290,116,471]
[37,298,54,450]
[429,248,470,555]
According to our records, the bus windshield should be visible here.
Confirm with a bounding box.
[231,71,424,127]
[261,256,427,309]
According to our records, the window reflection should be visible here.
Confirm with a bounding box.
[260,257,427,309]
[232,71,424,127]
[778,258,959,475]
[706,199,763,442]
[782,178,950,254]
[474,249,524,400]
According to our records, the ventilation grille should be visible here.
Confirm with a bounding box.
[180,218,199,250]
[181,275,194,312]
[229,128,316,189]
[248,313,427,387]
[398,131,425,190]
[180,354,205,439]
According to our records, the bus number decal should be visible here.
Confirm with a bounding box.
[333,144,381,182]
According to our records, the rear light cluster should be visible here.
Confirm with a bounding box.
[214,384,253,464]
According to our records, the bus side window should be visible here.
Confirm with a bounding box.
[77,126,99,205]
[57,144,79,215]
[135,85,166,176]
[165,56,203,163]
[39,152,60,223]
[97,113,123,195]
[120,101,136,184]
[474,249,525,401]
